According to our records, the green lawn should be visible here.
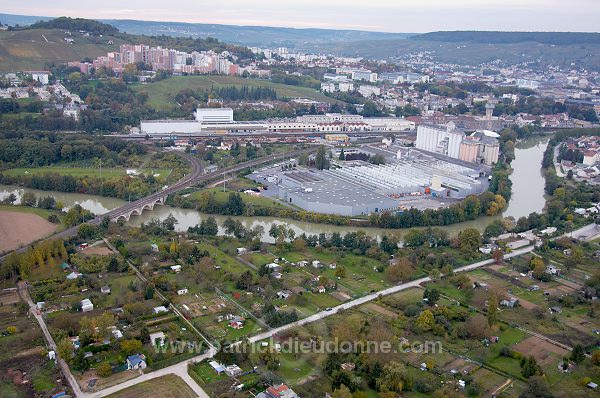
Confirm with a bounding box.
[0,204,55,220]
[4,166,171,179]
[131,75,340,109]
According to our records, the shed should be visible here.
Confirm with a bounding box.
[81,298,94,312]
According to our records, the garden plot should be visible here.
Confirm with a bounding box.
[512,336,569,366]
[176,294,230,318]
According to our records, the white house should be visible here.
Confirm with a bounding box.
[81,298,94,312]
[170,265,182,273]
[209,360,226,374]
[177,288,189,295]
[266,263,281,272]
[67,271,82,280]
[153,305,169,314]
[237,248,248,255]
[312,260,322,269]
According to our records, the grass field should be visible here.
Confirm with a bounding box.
[3,166,172,179]
[191,188,290,211]
[105,374,197,398]
[0,29,127,72]
[131,75,339,109]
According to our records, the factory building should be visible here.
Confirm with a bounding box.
[195,108,234,123]
[415,125,464,158]
[416,125,499,166]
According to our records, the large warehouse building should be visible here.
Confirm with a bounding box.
[140,110,415,135]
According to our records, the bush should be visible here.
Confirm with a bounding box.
[97,361,112,377]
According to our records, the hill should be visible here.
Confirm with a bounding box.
[410,31,600,45]
[0,28,127,72]
[131,75,339,110]
[0,17,254,72]
[104,19,410,47]
[0,13,410,48]
[312,36,600,70]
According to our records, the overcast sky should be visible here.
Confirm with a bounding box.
[2,0,599,33]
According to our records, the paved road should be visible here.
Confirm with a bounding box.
[88,348,216,398]
[248,245,535,343]
[565,223,600,241]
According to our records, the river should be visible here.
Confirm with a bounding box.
[0,136,548,242]
[502,136,549,219]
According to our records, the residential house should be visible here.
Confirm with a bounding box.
[237,248,248,255]
[500,298,519,308]
[209,361,225,374]
[277,290,292,300]
[260,384,299,398]
[177,288,189,295]
[126,354,147,370]
[151,243,159,252]
[225,364,243,377]
[170,265,182,273]
[153,306,169,314]
[101,285,111,295]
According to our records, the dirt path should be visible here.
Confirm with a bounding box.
[0,211,57,253]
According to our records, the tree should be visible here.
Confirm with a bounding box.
[385,258,413,282]
[492,249,504,264]
[339,149,346,160]
[315,145,329,170]
[458,228,482,253]
[415,310,435,332]
[423,288,440,305]
[332,384,353,398]
[571,344,585,364]
[97,361,112,377]
[591,349,600,366]
[21,191,37,207]
[57,338,74,362]
[487,293,498,327]
[202,216,218,236]
[521,356,542,378]
[519,375,553,398]
[376,361,409,393]
[530,257,547,280]
[120,339,142,355]
[78,223,98,239]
